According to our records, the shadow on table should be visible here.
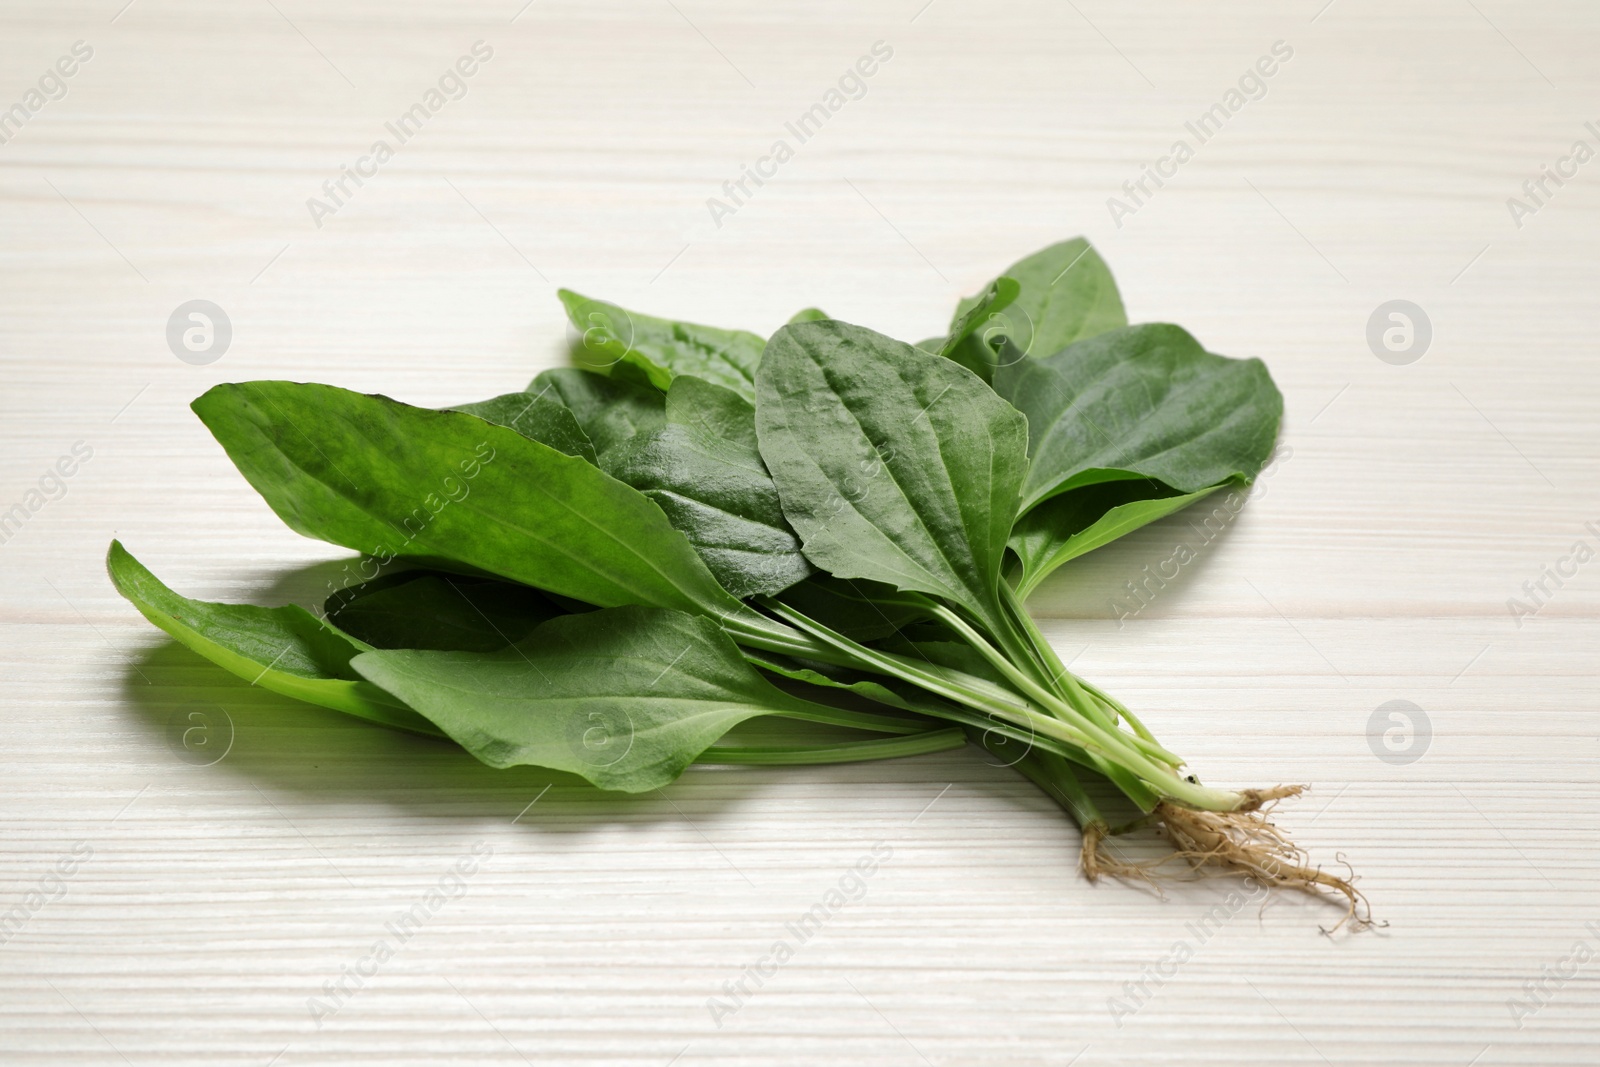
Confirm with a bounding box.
[115,637,718,836]
[111,525,1252,861]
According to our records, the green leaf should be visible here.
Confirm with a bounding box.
[558,289,766,402]
[191,381,758,625]
[994,323,1283,513]
[745,649,942,715]
[449,390,597,464]
[952,237,1126,361]
[351,606,835,792]
[756,320,1029,635]
[601,376,812,598]
[325,571,567,652]
[787,308,830,324]
[1008,481,1224,598]
[878,637,1007,689]
[526,366,664,459]
[939,276,1021,380]
[773,573,928,643]
[106,540,437,735]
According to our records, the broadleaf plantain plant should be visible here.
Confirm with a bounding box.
[110,238,1369,929]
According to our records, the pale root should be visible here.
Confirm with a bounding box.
[1080,786,1375,934]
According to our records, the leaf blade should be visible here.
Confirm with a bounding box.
[755,320,1028,632]
[953,237,1126,361]
[1009,482,1224,598]
[601,375,811,598]
[351,606,829,792]
[558,289,766,401]
[105,540,435,735]
[995,323,1283,512]
[191,381,756,623]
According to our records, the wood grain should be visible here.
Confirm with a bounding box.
[2,1,1597,1063]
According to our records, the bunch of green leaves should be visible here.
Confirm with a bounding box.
[109,237,1281,837]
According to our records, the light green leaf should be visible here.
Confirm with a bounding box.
[994,323,1283,513]
[106,540,436,735]
[952,237,1126,360]
[601,376,812,598]
[787,308,830,324]
[939,276,1021,380]
[1008,481,1224,598]
[756,320,1028,635]
[191,381,758,625]
[558,289,766,402]
[351,606,836,792]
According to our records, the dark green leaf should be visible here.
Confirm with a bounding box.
[773,573,927,643]
[191,381,759,625]
[325,571,567,652]
[558,289,765,402]
[756,320,1028,635]
[601,376,811,598]
[526,366,665,459]
[351,606,835,792]
[993,323,1283,512]
[449,390,596,464]
[106,540,437,735]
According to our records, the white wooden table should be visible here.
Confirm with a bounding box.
[3,1,1597,1063]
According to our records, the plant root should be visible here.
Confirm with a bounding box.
[1080,820,1160,890]
[1080,787,1377,934]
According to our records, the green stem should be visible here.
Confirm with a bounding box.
[700,728,965,765]
[763,601,1087,742]
[772,705,930,736]
[928,605,1186,780]
[1075,676,1161,748]
[973,727,1105,831]
[996,582,1182,767]
[996,582,1115,730]
[752,599,1241,813]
